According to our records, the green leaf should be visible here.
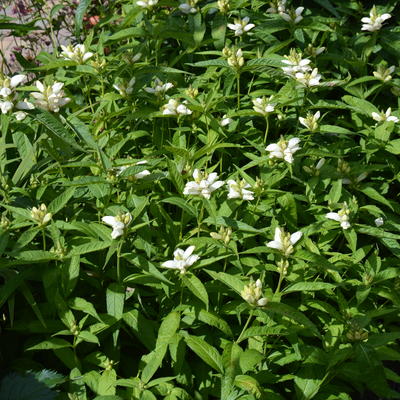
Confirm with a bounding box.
[205,270,244,295]
[264,302,321,337]
[34,111,83,153]
[106,283,125,320]
[183,334,223,373]
[283,282,336,293]
[182,273,209,308]
[234,375,263,398]
[161,197,198,218]
[48,187,76,215]
[360,187,394,211]
[141,311,180,384]
[27,338,72,351]
[75,0,92,36]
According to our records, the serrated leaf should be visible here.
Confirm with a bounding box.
[182,273,209,308]
[183,334,223,373]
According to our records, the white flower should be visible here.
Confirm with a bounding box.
[227,48,245,69]
[137,0,158,8]
[32,81,70,112]
[227,179,254,201]
[281,50,311,76]
[266,227,302,257]
[295,68,321,87]
[183,169,224,199]
[227,16,255,36]
[14,111,28,121]
[102,213,132,239]
[220,114,233,126]
[374,217,384,227]
[0,101,14,114]
[0,74,26,98]
[326,203,351,230]
[116,160,150,179]
[114,78,136,96]
[162,245,200,274]
[179,2,197,14]
[266,137,301,164]
[267,0,287,14]
[241,278,268,307]
[144,78,174,95]
[60,44,94,63]
[371,108,399,123]
[31,203,52,227]
[162,98,192,116]
[299,111,320,131]
[373,65,395,82]
[252,97,275,116]
[361,6,391,32]
[280,7,304,24]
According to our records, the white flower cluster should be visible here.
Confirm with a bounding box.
[137,0,158,9]
[241,278,268,307]
[361,6,391,32]
[31,204,52,227]
[144,78,174,96]
[282,49,321,87]
[162,98,192,116]
[60,44,94,64]
[114,78,136,97]
[371,108,399,123]
[266,227,302,257]
[299,111,320,131]
[102,212,132,239]
[266,137,301,164]
[0,74,33,119]
[32,81,71,112]
[227,16,255,36]
[162,245,200,274]
[252,97,275,116]
[326,202,351,230]
[179,0,198,14]
[183,170,254,201]
[115,160,151,180]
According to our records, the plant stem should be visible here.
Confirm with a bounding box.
[42,229,46,251]
[197,201,205,237]
[236,309,254,344]
[264,116,269,144]
[236,73,241,109]
[116,240,123,283]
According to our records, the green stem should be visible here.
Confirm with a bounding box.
[197,201,205,237]
[42,229,46,251]
[116,240,124,283]
[264,116,269,144]
[236,309,254,344]
[236,73,241,109]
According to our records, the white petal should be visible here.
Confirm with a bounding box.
[162,260,179,269]
[267,240,283,250]
[183,245,196,259]
[326,212,341,222]
[10,74,26,88]
[290,231,302,245]
[102,216,118,227]
[111,227,124,239]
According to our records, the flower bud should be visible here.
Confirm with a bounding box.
[31,204,52,227]
[241,278,268,307]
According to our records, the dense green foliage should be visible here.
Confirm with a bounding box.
[1,0,400,399]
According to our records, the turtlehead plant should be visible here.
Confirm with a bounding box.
[60,44,94,63]
[114,78,136,97]
[266,227,302,257]
[252,97,275,116]
[373,65,395,82]
[102,213,132,239]
[31,204,52,227]
[227,17,255,36]
[266,0,287,14]
[31,81,70,112]
[299,111,320,131]
[266,137,301,164]
[326,202,351,230]
[183,169,224,199]
[224,47,245,69]
[210,226,232,244]
[282,50,311,76]
[162,99,192,116]
[162,246,199,274]
[179,0,198,14]
[241,278,268,307]
[115,160,150,180]
[226,179,254,201]
[144,78,174,95]
[137,0,158,9]
[295,68,322,87]
[280,7,304,24]
[361,6,391,32]
[371,108,399,123]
